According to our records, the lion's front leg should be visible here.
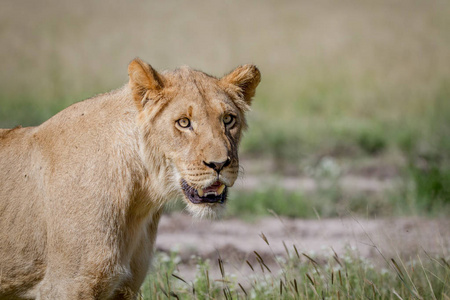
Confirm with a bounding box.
[37,213,162,299]
[37,266,123,299]
[36,224,130,299]
[112,211,162,300]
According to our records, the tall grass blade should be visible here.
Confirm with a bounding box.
[294,279,299,296]
[332,248,342,267]
[218,257,225,278]
[171,273,187,285]
[282,241,290,257]
[293,245,300,260]
[254,251,272,273]
[238,283,247,296]
[393,289,405,300]
[246,260,254,272]
[391,258,405,279]
[418,254,437,300]
[259,232,269,245]
[279,279,283,296]
[302,253,318,265]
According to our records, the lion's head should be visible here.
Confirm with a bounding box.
[127,58,260,218]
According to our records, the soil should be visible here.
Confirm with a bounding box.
[155,213,450,280]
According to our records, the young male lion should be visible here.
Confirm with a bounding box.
[0,58,260,299]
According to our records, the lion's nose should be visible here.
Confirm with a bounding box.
[203,157,231,173]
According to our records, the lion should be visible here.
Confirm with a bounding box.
[0,58,260,299]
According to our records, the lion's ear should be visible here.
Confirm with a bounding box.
[221,65,261,106]
[128,58,165,109]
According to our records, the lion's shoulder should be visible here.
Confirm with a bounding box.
[0,125,22,137]
[0,126,28,143]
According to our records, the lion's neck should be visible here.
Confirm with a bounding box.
[136,138,179,207]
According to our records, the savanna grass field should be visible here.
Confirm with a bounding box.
[1,0,449,298]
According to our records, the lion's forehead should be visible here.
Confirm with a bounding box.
[167,91,237,121]
[166,69,232,101]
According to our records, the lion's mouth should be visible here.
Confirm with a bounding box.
[181,179,228,204]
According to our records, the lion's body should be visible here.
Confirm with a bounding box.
[0,59,260,299]
[0,88,163,299]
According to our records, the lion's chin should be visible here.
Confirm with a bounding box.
[184,199,226,220]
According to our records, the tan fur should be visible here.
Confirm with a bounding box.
[0,58,260,299]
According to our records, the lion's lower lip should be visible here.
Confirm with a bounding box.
[181,179,228,204]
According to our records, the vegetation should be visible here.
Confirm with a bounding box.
[141,244,449,299]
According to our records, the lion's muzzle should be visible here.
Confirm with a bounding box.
[181,179,228,204]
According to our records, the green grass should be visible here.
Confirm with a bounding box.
[141,245,450,299]
[227,189,312,220]
[226,185,449,220]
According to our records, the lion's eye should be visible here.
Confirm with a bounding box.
[177,118,191,128]
[223,114,235,126]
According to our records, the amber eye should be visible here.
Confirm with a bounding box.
[223,114,235,126]
[177,118,191,128]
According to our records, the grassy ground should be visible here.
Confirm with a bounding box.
[141,245,449,299]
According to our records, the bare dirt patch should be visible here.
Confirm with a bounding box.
[155,213,449,280]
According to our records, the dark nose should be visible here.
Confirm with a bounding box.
[203,158,231,173]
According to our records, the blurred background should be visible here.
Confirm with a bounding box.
[1,0,449,219]
[2,1,450,297]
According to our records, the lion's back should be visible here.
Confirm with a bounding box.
[0,126,37,195]
[0,126,48,297]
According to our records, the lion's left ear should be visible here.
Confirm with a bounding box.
[220,64,261,106]
[128,58,165,110]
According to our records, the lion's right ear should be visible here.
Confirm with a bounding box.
[128,58,165,110]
